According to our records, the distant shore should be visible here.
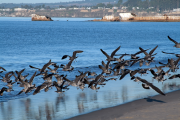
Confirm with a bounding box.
[67,89,180,120]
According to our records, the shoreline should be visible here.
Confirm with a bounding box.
[67,89,180,120]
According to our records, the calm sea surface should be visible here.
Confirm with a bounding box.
[0,17,180,120]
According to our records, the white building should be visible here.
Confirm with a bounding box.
[119,13,136,20]
[74,7,79,10]
[55,8,66,10]
[122,6,128,9]
[112,7,118,9]
[0,8,11,11]
[149,7,154,9]
[98,7,104,9]
[14,8,27,11]
[173,8,180,12]
[40,8,45,11]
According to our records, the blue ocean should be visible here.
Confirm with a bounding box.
[0,17,180,120]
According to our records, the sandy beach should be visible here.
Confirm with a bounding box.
[67,90,180,120]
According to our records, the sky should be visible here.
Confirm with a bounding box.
[0,0,83,4]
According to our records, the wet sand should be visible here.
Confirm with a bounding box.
[67,90,180,120]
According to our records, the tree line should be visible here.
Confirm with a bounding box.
[0,0,179,12]
[123,0,180,11]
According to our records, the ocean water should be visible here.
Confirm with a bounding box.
[0,17,180,120]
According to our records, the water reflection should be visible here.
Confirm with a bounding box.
[55,94,67,113]
[121,86,128,103]
[162,81,180,92]
[76,92,86,113]
[0,79,180,120]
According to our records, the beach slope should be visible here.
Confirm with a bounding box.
[67,90,180,120]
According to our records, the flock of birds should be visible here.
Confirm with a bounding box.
[1,36,180,97]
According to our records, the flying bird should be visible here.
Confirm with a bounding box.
[61,50,83,61]
[100,46,121,61]
[168,36,180,48]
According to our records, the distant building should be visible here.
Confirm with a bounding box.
[149,7,154,9]
[55,8,66,10]
[74,8,79,10]
[121,6,128,9]
[112,7,118,9]
[40,8,45,11]
[14,8,27,11]
[98,7,104,9]
[0,8,11,11]
[173,8,180,12]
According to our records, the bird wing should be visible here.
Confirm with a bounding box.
[17,89,24,95]
[111,46,121,58]
[150,69,157,77]
[29,71,36,85]
[162,51,176,55]
[5,71,13,79]
[120,70,130,80]
[139,47,149,56]
[95,74,103,81]
[33,84,47,95]
[130,59,139,67]
[53,81,61,91]
[168,58,174,67]
[102,61,106,67]
[149,45,158,55]
[16,68,25,77]
[84,78,90,85]
[61,55,69,60]
[40,59,53,73]
[168,36,178,44]
[0,67,6,71]
[67,59,74,68]
[113,62,124,70]
[99,65,106,72]
[47,67,53,71]
[105,61,111,70]
[148,83,166,96]
[134,48,150,55]
[100,49,110,59]
[60,81,65,89]
[63,77,71,83]
[29,65,40,70]
[174,57,180,65]
[72,50,83,58]
[137,77,166,96]
[158,62,167,66]
[119,54,126,59]
[130,70,139,77]
[169,74,180,79]
[169,74,177,79]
